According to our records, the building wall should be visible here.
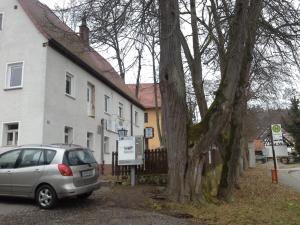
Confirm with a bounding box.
[144,108,161,149]
[0,0,47,152]
[43,47,144,165]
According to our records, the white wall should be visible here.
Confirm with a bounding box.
[0,0,47,152]
[43,47,144,163]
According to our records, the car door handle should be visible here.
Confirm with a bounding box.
[35,169,41,173]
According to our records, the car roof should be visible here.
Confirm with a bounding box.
[16,144,85,151]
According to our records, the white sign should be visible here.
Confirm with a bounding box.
[118,136,144,166]
[271,124,284,145]
[264,145,288,157]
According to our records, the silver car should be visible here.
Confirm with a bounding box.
[0,144,100,209]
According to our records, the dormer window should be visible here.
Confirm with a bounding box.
[0,13,3,31]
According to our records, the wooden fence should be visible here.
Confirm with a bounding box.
[112,148,168,176]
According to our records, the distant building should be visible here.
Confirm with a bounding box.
[128,84,162,149]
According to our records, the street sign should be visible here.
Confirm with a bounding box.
[271,124,284,145]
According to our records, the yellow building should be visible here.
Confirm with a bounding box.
[128,83,162,149]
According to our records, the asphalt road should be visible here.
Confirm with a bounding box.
[0,192,198,225]
[278,168,300,192]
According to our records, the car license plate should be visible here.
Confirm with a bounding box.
[81,170,93,177]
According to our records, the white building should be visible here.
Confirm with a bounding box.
[0,0,144,174]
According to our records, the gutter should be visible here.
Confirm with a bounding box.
[48,39,145,110]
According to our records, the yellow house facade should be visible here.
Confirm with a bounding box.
[144,108,162,149]
[128,83,162,149]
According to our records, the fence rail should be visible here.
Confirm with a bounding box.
[112,148,168,176]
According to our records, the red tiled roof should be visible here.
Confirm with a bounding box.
[18,0,143,109]
[127,83,161,109]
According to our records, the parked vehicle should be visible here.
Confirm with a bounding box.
[255,154,267,164]
[280,152,297,164]
[0,144,100,209]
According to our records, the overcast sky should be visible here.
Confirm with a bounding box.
[39,0,67,8]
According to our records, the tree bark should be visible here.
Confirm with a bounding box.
[135,49,142,98]
[159,0,190,202]
[217,0,263,201]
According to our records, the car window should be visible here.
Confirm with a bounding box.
[18,149,44,168]
[0,150,21,169]
[45,150,56,165]
[65,149,96,166]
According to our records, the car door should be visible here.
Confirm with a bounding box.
[11,149,45,196]
[0,150,21,195]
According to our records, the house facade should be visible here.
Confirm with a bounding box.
[0,0,144,174]
[128,84,162,149]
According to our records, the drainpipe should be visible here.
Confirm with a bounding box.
[100,119,105,175]
[130,104,133,136]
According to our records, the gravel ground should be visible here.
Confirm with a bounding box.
[0,187,199,225]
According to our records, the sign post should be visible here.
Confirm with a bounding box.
[118,136,144,187]
[270,124,283,183]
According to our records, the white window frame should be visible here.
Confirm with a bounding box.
[64,126,73,144]
[104,136,110,154]
[104,95,111,114]
[5,62,24,90]
[135,111,139,126]
[0,12,4,31]
[118,102,124,118]
[65,72,75,98]
[87,83,95,117]
[2,122,19,147]
[87,132,94,149]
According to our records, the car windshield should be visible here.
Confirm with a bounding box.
[65,149,97,166]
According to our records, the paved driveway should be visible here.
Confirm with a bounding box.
[0,189,198,225]
[0,197,36,216]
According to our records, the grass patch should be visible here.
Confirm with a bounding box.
[148,166,300,225]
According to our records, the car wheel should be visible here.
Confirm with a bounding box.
[36,185,58,209]
[77,191,93,199]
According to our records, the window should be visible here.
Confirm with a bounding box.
[3,123,19,146]
[0,13,3,31]
[135,111,139,125]
[87,132,93,149]
[64,149,96,166]
[118,102,124,118]
[104,95,110,113]
[6,62,23,88]
[104,136,109,154]
[65,73,74,96]
[45,150,56,165]
[0,150,21,169]
[64,126,73,144]
[144,112,148,123]
[87,83,95,117]
[18,149,44,168]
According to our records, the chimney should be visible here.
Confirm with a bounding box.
[79,16,90,46]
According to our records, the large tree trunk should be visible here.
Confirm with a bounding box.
[159,0,262,202]
[217,0,262,201]
[159,0,190,202]
[159,0,206,202]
